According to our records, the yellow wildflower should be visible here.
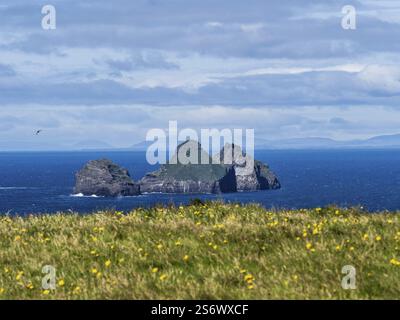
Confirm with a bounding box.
[16,271,24,281]
[105,260,111,267]
[244,274,254,283]
[183,255,190,262]
[151,267,159,273]
[159,274,168,281]
[73,286,81,295]
[26,282,34,290]
[390,258,400,266]
[58,279,65,287]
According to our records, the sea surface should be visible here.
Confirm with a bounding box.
[0,150,399,215]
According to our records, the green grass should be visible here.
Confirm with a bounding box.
[0,202,399,300]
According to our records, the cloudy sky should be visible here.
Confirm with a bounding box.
[1,0,400,150]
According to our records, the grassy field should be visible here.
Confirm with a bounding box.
[0,201,399,300]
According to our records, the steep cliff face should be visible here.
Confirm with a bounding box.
[213,143,281,191]
[139,173,236,194]
[74,159,140,196]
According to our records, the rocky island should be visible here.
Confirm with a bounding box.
[74,141,280,196]
[74,159,140,196]
[139,141,237,194]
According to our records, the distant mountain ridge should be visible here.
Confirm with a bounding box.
[255,134,400,149]
[129,134,400,151]
[2,134,400,152]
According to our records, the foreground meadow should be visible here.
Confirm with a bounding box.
[0,202,399,299]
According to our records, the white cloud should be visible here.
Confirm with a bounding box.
[239,64,365,77]
[240,23,266,33]
[357,65,400,92]
[358,0,400,24]
[205,22,224,28]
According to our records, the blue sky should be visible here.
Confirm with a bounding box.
[0,0,400,150]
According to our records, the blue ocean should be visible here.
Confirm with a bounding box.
[0,150,399,215]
